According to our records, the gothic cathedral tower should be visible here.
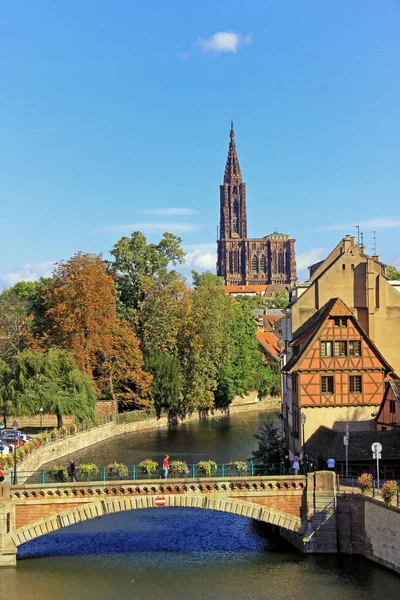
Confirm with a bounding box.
[216,124,297,288]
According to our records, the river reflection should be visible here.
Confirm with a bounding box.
[8,410,400,598]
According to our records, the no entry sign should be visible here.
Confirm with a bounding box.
[155,497,166,507]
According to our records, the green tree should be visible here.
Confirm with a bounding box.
[214,302,261,408]
[145,350,183,418]
[139,273,191,355]
[6,278,54,339]
[179,271,230,414]
[110,231,185,318]
[250,414,285,466]
[235,290,289,310]
[10,348,97,428]
[0,359,14,427]
[257,362,281,398]
[0,292,32,361]
[386,265,400,280]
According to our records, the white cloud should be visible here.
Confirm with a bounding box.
[195,31,252,54]
[0,260,55,288]
[296,248,327,273]
[183,243,217,271]
[140,208,199,216]
[95,222,200,234]
[314,217,400,232]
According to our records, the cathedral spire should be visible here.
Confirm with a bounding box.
[224,122,242,183]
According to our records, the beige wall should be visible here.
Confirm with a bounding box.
[302,405,376,442]
[364,499,400,573]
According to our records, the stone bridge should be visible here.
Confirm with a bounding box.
[0,471,338,566]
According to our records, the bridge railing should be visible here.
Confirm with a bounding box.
[13,462,284,485]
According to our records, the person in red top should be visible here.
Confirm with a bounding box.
[162,455,169,479]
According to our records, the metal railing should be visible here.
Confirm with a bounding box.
[13,462,285,485]
[337,475,400,507]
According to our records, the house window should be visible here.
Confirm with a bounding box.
[348,340,361,356]
[251,255,258,272]
[260,255,267,273]
[349,375,362,393]
[321,376,334,394]
[321,341,333,357]
[292,373,298,393]
[293,408,300,438]
[390,400,396,414]
[334,341,347,356]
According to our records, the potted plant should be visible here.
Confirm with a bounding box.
[107,462,129,479]
[381,480,399,506]
[169,460,189,477]
[47,465,68,482]
[229,460,248,476]
[139,458,159,477]
[358,472,373,494]
[79,463,100,481]
[196,460,218,477]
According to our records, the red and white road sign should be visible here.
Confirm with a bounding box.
[155,497,166,507]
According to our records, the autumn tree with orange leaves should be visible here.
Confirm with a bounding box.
[46,252,151,412]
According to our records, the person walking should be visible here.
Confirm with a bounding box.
[282,455,291,475]
[162,455,170,479]
[0,468,4,483]
[67,459,78,482]
[292,455,300,476]
[326,457,335,472]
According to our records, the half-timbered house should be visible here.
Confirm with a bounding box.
[282,297,395,455]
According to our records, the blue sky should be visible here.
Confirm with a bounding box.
[1,0,400,286]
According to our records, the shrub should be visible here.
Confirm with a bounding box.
[107,462,128,479]
[358,472,373,494]
[47,465,68,482]
[169,460,189,477]
[381,480,399,506]
[59,425,68,437]
[79,463,100,481]
[139,458,159,476]
[49,429,58,441]
[197,460,218,477]
[229,460,248,476]
[69,423,78,435]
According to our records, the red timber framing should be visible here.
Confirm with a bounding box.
[285,298,394,409]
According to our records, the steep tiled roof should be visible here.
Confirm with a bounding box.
[256,331,280,358]
[283,297,394,374]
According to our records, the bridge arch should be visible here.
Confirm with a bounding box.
[12,494,302,548]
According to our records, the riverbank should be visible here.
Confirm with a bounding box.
[14,396,279,480]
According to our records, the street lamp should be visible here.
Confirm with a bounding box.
[300,413,307,473]
[12,419,18,485]
[39,406,43,435]
[0,421,4,456]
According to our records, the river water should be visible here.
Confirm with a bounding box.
[4,411,400,599]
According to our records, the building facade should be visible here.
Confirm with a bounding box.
[282,297,394,454]
[216,124,297,288]
[281,236,400,455]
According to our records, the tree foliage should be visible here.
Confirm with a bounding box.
[145,350,183,418]
[110,231,185,318]
[250,414,286,466]
[1,348,97,428]
[386,265,400,280]
[235,290,289,310]
[45,252,150,411]
[0,291,32,361]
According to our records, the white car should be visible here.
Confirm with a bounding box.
[0,442,10,455]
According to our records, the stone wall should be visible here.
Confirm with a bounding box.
[338,494,400,574]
